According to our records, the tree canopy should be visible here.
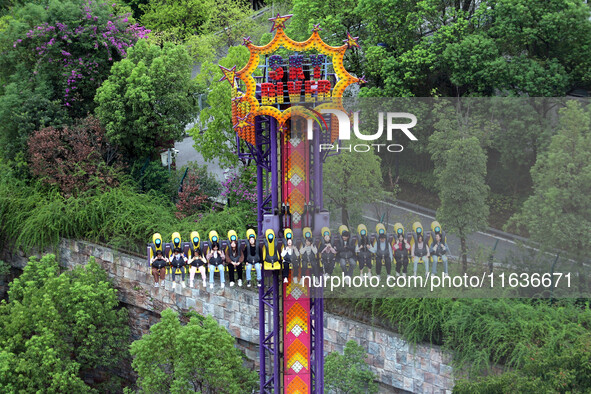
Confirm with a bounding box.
[0,254,129,392]
[189,45,251,168]
[324,340,378,394]
[95,39,198,161]
[130,308,258,393]
[433,135,489,272]
[322,136,391,227]
[511,101,591,264]
[0,0,149,161]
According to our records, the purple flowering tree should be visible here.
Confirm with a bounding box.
[7,1,149,119]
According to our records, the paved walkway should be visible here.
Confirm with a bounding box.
[175,135,228,182]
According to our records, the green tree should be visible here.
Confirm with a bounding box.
[143,0,256,64]
[323,136,390,227]
[358,0,591,97]
[354,0,591,196]
[0,0,146,162]
[510,101,591,266]
[287,0,364,78]
[198,0,254,48]
[324,340,378,394]
[189,45,251,167]
[0,82,69,164]
[433,136,489,273]
[130,308,257,393]
[0,254,129,392]
[139,0,210,41]
[95,39,198,161]
[485,98,555,196]
[288,0,362,45]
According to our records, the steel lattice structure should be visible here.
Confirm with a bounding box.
[221,15,363,393]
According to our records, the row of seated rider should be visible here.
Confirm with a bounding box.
[319,224,409,278]
[148,222,449,289]
[321,222,450,278]
[293,224,438,282]
[150,228,339,288]
[288,223,448,281]
[170,230,260,290]
[150,230,263,289]
[389,222,449,276]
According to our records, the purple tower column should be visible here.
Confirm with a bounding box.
[255,116,264,235]
[272,270,281,392]
[316,287,324,393]
[259,267,266,391]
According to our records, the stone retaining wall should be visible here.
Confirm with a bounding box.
[2,239,454,393]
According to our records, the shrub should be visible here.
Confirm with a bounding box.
[175,170,209,219]
[27,115,122,196]
[325,340,378,394]
[5,0,149,118]
[174,163,220,219]
[0,178,178,252]
[130,159,173,196]
[0,254,129,392]
[130,309,258,393]
[219,166,257,225]
[362,297,591,392]
[176,161,221,200]
[0,168,253,253]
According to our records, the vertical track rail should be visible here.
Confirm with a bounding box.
[259,270,282,393]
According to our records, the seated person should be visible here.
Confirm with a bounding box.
[336,230,356,278]
[189,247,207,288]
[280,236,299,284]
[412,234,430,276]
[356,231,374,277]
[206,242,226,289]
[430,233,449,275]
[150,250,168,288]
[243,232,262,287]
[170,247,188,289]
[319,232,337,276]
[226,239,244,287]
[393,234,410,276]
[299,236,319,280]
[371,232,393,277]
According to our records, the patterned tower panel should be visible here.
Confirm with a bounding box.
[284,124,309,230]
[284,280,311,393]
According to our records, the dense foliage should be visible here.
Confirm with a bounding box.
[189,45,252,167]
[349,297,591,392]
[510,101,591,265]
[434,137,489,272]
[0,254,129,392]
[322,135,392,227]
[287,0,591,227]
[325,340,379,394]
[0,162,251,253]
[130,308,258,393]
[0,0,149,160]
[95,39,197,161]
[219,166,257,226]
[174,164,220,219]
[27,115,122,196]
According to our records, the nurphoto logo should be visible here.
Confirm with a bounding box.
[305,108,418,152]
